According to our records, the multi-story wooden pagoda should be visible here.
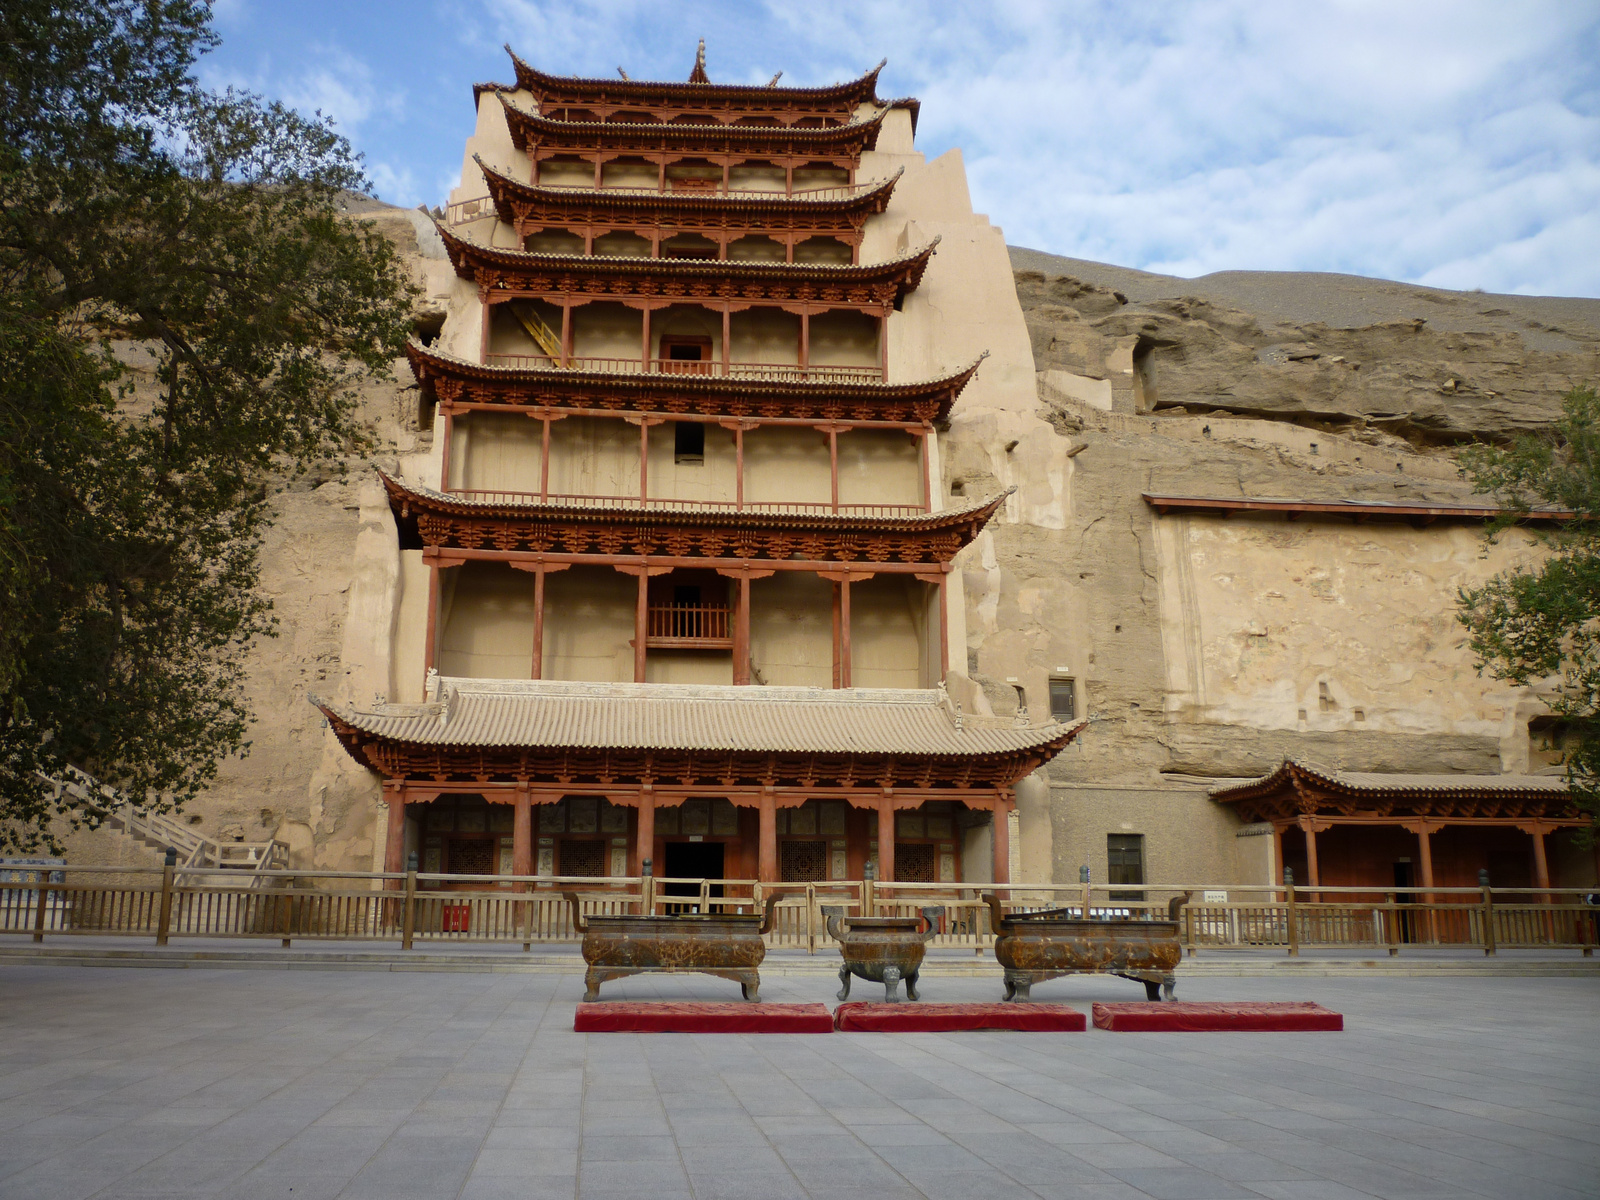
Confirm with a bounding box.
[317,46,1080,890]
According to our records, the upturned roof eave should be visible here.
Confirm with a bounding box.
[503,48,888,107]
[1208,758,1574,805]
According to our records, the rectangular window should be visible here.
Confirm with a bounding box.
[673,421,705,463]
[1107,833,1145,902]
[1049,677,1076,722]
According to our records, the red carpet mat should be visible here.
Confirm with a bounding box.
[573,1002,834,1034]
[1092,1001,1343,1032]
[834,1002,1086,1032]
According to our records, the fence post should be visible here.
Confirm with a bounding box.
[863,860,876,916]
[1385,891,1400,956]
[1184,902,1195,957]
[30,868,51,944]
[401,853,417,951]
[1479,870,1495,957]
[806,883,815,955]
[155,848,177,946]
[1284,868,1299,957]
[1079,864,1091,917]
[642,858,654,916]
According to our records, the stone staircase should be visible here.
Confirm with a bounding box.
[43,767,288,879]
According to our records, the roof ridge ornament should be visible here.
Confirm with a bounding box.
[689,38,709,84]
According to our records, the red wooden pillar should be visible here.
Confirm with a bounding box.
[733,574,751,686]
[1417,823,1437,943]
[879,311,889,381]
[479,294,493,363]
[512,787,532,879]
[530,567,545,680]
[936,572,949,684]
[877,800,895,883]
[559,300,573,367]
[422,562,441,680]
[438,405,456,491]
[915,428,931,510]
[1300,816,1321,902]
[1529,824,1552,902]
[634,570,648,683]
[758,789,778,884]
[640,307,652,371]
[829,427,839,512]
[634,792,655,876]
[839,575,852,688]
[799,309,810,376]
[831,580,841,690]
[735,424,745,509]
[538,415,552,501]
[721,305,731,375]
[992,800,1011,885]
[384,784,407,878]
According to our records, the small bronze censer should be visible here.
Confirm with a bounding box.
[822,905,944,1001]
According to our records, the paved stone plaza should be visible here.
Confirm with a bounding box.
[0,964,1595,1200]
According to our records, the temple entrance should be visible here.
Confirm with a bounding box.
[1393,861,1415,942]
[663,840,725,898]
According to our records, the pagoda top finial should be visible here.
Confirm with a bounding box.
[689,38,709,84]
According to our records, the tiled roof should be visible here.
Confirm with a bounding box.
[505,50,888,106]
[1209,759,1570,803]
[317,679,1083,757]
[381,471,1008,531]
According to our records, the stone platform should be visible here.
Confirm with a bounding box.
[0,965,1595,1199]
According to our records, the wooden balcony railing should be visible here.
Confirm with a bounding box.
[445,180,885,225]
[3,871,1597,956]
[646,604,731,649]
[445,489,926,518]
[483,353,885,384]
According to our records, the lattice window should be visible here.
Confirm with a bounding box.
[781,840,828,882]
[560,839,606,877]
[896,843,936,883]
[447,838,495,876]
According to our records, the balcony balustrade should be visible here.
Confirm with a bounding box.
[445,489,926,517]
[483,353,884,385]
[645,603,732,649]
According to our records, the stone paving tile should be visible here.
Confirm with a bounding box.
[0,967,1596,1199]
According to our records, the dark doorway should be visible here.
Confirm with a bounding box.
[662,841,726,899]
[1393,861,1415,943]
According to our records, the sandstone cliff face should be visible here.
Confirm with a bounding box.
[1011,246,1600,444]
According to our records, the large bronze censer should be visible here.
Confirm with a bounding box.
[821,905,944,1001]
[567,892,784,1002]
[982,893,1189,1002]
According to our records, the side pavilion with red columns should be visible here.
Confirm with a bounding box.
[1210,759,1589,894]
[315,681,1082,886]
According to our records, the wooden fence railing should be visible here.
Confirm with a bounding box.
[0,868,1594,956]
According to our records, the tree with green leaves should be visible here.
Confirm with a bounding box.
[1457,385,1600,833]
[0,2,415,851]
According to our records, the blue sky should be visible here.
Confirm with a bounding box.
[203,0,1600,297]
